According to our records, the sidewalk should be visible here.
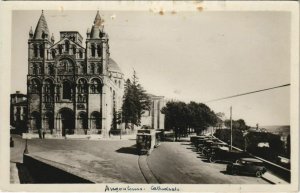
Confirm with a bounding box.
[10,162,20,184]
[262,172,288,184]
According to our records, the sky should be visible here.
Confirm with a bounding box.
[11,10,291,127]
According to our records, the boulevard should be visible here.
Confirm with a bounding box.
[10,135,268,184]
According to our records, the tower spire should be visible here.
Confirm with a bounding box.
[94,10,102,26]
[90,11,104,39]
[33,10,50,40]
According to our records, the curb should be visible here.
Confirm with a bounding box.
[261,176,276,184]
[138,155,159,184]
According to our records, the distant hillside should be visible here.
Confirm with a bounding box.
[261,125,290,136]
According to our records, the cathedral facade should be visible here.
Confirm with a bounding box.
[27,11,124,137]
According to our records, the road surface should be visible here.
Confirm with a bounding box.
[11,135,146,183]
[147,142,269,184]
[11,135,269,184]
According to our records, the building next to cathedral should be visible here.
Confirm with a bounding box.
[27,11,124,137]
[10,91,28,133]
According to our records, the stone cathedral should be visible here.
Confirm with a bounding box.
[27,11,124,137]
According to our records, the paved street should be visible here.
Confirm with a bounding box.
[147,142,269,184]
[11,135,269,184]
[11,135,146,183]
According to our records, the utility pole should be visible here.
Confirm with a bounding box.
[230,106,233,151]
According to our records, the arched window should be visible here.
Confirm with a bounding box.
[39,44,44,58]
[58,45,63,55]
[90,63,95,74]
[51,49,56,59]
[97,44,102,57]
[34,45,38,57]
[62,81,72,100]
[78,112,88,130]
[31,111,41,130]
[90,111,101,130]
[72,45,76,55]
[48,64,54,75]
[91,44,96,57]
[90,79,101,94]
[97,63,103,74]
[30,79,41,94]
[65,41,69,52]
[44,79,54,103]
[77,78,87,94]
[78,62,85,74]
[32,63,38,75]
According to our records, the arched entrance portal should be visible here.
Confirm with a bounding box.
[90,111,102,133]
[59,108,75,136]
[31,111,41,131]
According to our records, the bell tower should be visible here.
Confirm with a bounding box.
[86,11,110,76]
[27,10,53,133]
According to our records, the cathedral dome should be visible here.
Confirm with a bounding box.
[108,58,122,74]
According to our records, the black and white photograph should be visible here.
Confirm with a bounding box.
[0,1,299,192]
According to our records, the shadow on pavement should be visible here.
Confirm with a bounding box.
[220,170,256,178]
[220,170,230,175]
[15,162,35,183]
[116,145,138,155]
[180,143,192,146]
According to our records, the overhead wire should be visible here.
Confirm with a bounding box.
[204,83,290,103]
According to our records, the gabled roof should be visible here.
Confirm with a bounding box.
[49,37,85,50]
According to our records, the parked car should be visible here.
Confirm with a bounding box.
[226,158,267,177]
[208,148,249,163]
[202,142,229,156]
[198,138,220,153]
[191,135,208,145]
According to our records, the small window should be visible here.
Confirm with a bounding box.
[59,45,63,55]
[34,45,38,57]
[39,45,44,58]
[90,63,95,74]
[79,50,83,58]
[62,81,72,100]
[51,49,56,58]
[73,46,76,55]
[97,44,102,57]
[65,41,70,52]
[91,44,96,57]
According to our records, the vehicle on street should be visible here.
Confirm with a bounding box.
[202,142,229,156]
[190,135,208,145]
[198,138,220,153]
[136,133,152,155]
[226,158,267,177]
[195,137,215,151]
[208,148,249,163]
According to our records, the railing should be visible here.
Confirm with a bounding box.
[214,136,291,182]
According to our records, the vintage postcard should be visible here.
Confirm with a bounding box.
[0,1,299,192]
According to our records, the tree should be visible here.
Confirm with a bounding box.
[161,101,189,140]
[187,102,218,135]
[224,119,250,131]
[161,101,218,139]
[111,108,121,130]
[121,71,151,129]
